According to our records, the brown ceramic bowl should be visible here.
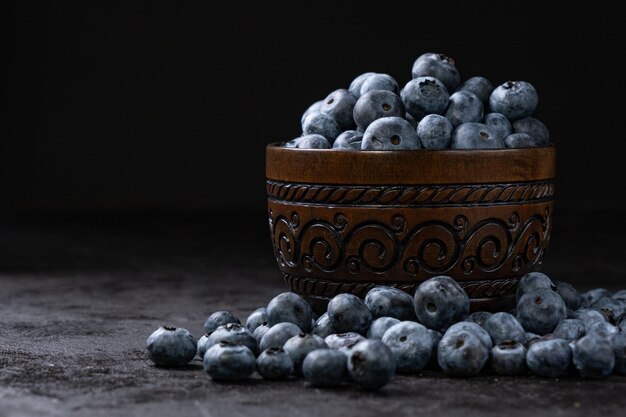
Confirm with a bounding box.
[266,143,556,313]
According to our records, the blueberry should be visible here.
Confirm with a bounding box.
[245,307,268,333]
[367,317,401,339]
[302,112,341,142]
[427,329,443,364]
[253,324,270,344]
[349,72,376,98]
[302,349,348,387]
[405,112,417,129]
[516,272,556,302]
[613,289,626,302]
[312,313,336,338]
[362,117,421,150]
[504,133,543,148]
[524,332,541,347]
[207,322,257,354]
[259,322,302,351]
[364,286,416,321]
[489,81,538,121]
[552,319,586,341]
[451,123,504,149]
[591,296,626,323]
[445,91,484,128]
[612,331,626,375]
[491,341,527,375]
[587,321,619,339]
[327,293,373,334]
[573,334,615,378]
[513,117,550,145]
[413,276,470,331]
[324,332,366,350]
[581,288,612,308]
[197,333,211,359]
[517,289,566,335]
[359,73,400,96]
[320,89,357,131]
[484,312,526,345]
[466,311,493,327]
[256,347,294,380]
[446,321,493,350]
[381,321,433,373]
[332,130,363,150]
[525,338,571,378]
[353,90,405,132]
[146,326,197,367]
[571,308,607,331]
[411,53,461,93]
[554,281,582,311]
[347,340,396,390]
[301,100,323,125]
[483,112,512,141]
[267,292,314,332]
[204,342,256,381]
[283,333,328,375]
[437,329,489,376]
[416,114,453,149]
[204,311,240,334]
[294,134,331,149]
[401,77,449,120]
[455,76,493,103]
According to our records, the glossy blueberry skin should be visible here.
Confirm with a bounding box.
[513,117,550,145]
[451,123,504,149]
[256,347,293,380]
[555,281,582,311]
[489,81,538,121]
[517,289,566,335]
[411,52,461,93]
[455,76,493,103]
[364,286,416,321]
[552,319,586,341]
[445,91,484,128]
[362,117,421,150]
[382,321,433,373]
[204,311,241,334]
[259,322,302,351]
[347,340,396,390]
[303,348,347,387]
[146,326,197,367]
[320,89,357,131]
[581,288,612,308]
[325,332,366,350]
[466,311,493,327]
[525,338,571,377]
[592,296,626,323]
[516,272,555,302]
[245,307,268,333]
[204,343,256,381]
[613,289,626,302]
[197,333,211,359]
[401,76,450,120]
[359,73,400,96]
[367,317,401,339]
[570,308,606,331]
[413,276,470,331]
[612,331,626,375]
[301,112,341,142]
[283,333,328,375]
[504,133,543,148]
[573,334,615,378]
[484,312,526,345]
[417,114,453,149]
[312,313,336,338]
[438,329,489,376]
[253,324,270,344]
[332,130,363,150]
[483,112,512,141]
[206,323,257,354]
[491,341,527,375]
[446,321,493,350]
[327,293,373,334]
[349,72,375,98]
[267,292,313,332]
[353,90,405,132]
[301,100,323,125]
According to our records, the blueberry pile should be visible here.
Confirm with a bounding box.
[147,273,626,389]
[284,52,550,150]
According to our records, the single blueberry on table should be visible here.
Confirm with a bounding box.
[401,76,450,120]
[411,52,461,93]
[349,72,375,98]
[259,322,302,351]
[362,117,421,150]
[267,292,314,332]
[573,334,615,378]
[359,73,400,96]
[446,321,493,350]
[525,338,571,378]
[571,308,606,331]
[325,332,366,350]
[504,133,543,148]
[253,324,270,344]
[204,311,241,334]
[204,342,256,381]
[245,307,268,333]
[555,281,582,311]
[444,91,484,128]
[437,329,489,376]
[517,288,566,335]
[581,288,612,308]
[301,112,341,143]
[552,319,586,341]
[332,130,363,150]
[489,81,538,121]
[283,333,328,375]
[206,322,257,354]
[591,296,626,323]
[301,100,323,125]
[483,112,512,141]
[513,117,550,145]
[455,76,493,103]
[451,123,504,149]
[417,114,453,149]
[347,340,396,390]
[256,347,294,380]
[353,90,405,132]
[413,275,470,331]
[516,272,556,302]
[367,317,401,339]
[466,311,493,327]
[146,326,197,367]
[484,312,526,345]
[327,293,373,334]
[312,312,336,338]
[612,331,626,375]
[302,348,348,387]
[491,341,527,375]
[320,89,357,131]
[364,286,416,320]
[381,321,433,373]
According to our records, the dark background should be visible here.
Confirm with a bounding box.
[2,2,623,213]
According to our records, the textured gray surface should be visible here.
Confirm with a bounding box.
[1,211,625,417]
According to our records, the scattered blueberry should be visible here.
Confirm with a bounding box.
[445,321,493,350]
[302,349,348,387]
[416,114,453,149]
[333,130,363,150]
[347,340,396,390]
[573,334,615,378]
[571,308,607,331]
[411,52,461,92]
[325,332,366,350]
[204,342,256,381]
[444,91,484,127]
[591,296,626,323]
[483,112,512,141]
[466,311,493,327]
[516,289,566,335]
[381,321,433,373]
[438,328,489,376]
[327,293,373,334]
[525,338,571,378]
[204,311,240,334]
[353,90,405,132]
[455,76,493,103]
[484,312,526,345]
[360,73,400,96]
[312,312,336,338]
[259,322,302,351]
[146,326,197,367]
[367,317,401,339]
[301,112,341,142]
[320,89,357,131]
[253,324,270,344]
[513,117,550,145]
[267,292,314,332]
[301,100,323,125]
[555,281,582,311]
[489,81,538,121]
[349,72,376,98]
[582,288,612,308]
[451,123,503,149]
[587,321,619,339]
[413,275,470,331]
[365,286,416,321]
[516,272,556,302]
[491,341,527,375]
[362,117,421,150]
[197,333,211,359]
[206,322,257,354]
[401,76,449,120]
[552,319,586,341]
[245,307,268,333]
[256,347,294,380]
[283,333,328,375]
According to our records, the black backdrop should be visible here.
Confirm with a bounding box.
[2,2,623,213]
